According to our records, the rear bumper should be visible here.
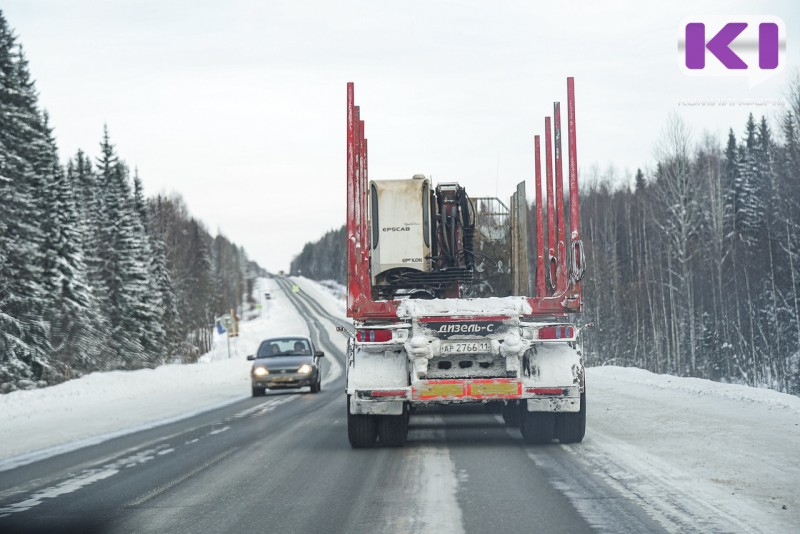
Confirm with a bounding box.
[253,371,319,389]
[350,379,581,414]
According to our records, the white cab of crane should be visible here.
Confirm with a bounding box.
[369,175,432,283]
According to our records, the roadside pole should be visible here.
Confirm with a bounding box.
[216,313,234,359]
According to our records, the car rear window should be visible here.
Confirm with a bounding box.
[256,338,311,357]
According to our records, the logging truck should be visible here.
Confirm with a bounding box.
[344,79,588,447]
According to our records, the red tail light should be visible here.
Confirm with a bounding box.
[368,389,407,397]
[356,329,393,342]
[538,325,574,339]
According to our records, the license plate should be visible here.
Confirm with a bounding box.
[440,341,490,354]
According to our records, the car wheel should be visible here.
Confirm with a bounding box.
[556,392,586,443]
[252,386,265,397]
[310,380,320,394]
[378,405,408,447]
[520,409,555,444]
[347,395,378,448]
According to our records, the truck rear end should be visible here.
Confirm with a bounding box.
[344,79,587,447]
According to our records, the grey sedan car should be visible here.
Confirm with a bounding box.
[247,336,324,397]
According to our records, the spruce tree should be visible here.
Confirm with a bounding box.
[0,13,49,387]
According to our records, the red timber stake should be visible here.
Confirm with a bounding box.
[544,117,556,294]
[354,107,366,312]
[566,77,583,303]
[553,101,568,293]
[359,119,370,296]
[534,135,546,297]
[363,135,369,262]
[346,83,359,316]
[354,106,361,239]
[343,83,399,320]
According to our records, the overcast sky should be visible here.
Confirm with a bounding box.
[3,1,798,273]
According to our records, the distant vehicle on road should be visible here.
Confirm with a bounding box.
[248,336,324,396]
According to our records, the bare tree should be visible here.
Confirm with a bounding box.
[654,115,702,374]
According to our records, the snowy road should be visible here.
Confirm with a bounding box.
[0,277,797,533]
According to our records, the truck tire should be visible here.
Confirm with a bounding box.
[378,405,408,447]
[502,401,521,427]
[520,410,555,444]
[556,392,586,443]
[252,386,265,397]
[347,395,378,448]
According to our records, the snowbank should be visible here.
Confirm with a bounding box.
[584,365,800,531]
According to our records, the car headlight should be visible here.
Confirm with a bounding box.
[253,367,269,377]
[297,364,313,375]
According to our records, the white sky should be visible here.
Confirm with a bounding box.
[4,1,799,273]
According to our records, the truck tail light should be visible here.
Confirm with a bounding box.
[538,325,574,339]
[356,329,393,342]
[367,389,407,398]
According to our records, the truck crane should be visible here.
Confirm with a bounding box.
[344,78,587,447]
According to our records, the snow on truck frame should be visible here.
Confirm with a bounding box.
[344,79,588,448]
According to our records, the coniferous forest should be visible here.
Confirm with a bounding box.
[0,12,263,392]
[292,88,800,395]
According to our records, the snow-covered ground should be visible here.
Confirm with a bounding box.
[574,367,800,532]
[1,276,798,531]
[0,278,309,471]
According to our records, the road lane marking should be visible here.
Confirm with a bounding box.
[393,415,465,534]
[413,446,465,534]
[0,444,174,518]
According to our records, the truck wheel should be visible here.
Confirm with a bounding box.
[378,405,409,447]
[347,395,378,448]
[252,386,265,397]
[502,401,521,427]
[556,392,586,443]
[520,409,555,444]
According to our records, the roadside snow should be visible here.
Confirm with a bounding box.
[582,366,800,532]
[0,278,308,470]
